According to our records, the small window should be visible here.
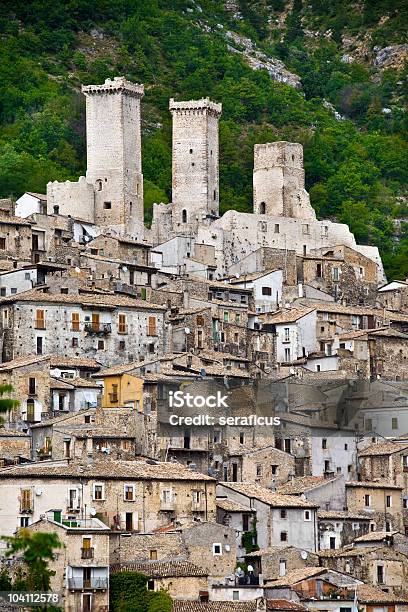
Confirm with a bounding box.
[262,286,272,296]
[322,438,327,449]
[0,238,6,250]
[274,224,280,234]
[97,340,105,350]
[189,148,193,154]
[256,464,262,477]
[280,531,287,542]
[304,510,311,521]
[280,509,287,519]
[271,465,278,475]
[93,483,105,500]
[182,209,187,223]
[386,495,392,508]
[103,202,112,209]
[239,432,245,444]
[365,494,371,507]
[259,202,266,214]
[213,543,222,556]
[392,417,398,430]
[124,484,135,501]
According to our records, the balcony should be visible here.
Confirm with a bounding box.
[84,322,111,336]
[191,500,206,512]
[160,499,175,511]
[68,577,108,590]
[81,547,94,559]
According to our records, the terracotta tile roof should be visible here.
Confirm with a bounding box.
[26,192,47,200]
[354,530,399,542]
[259,308,315,325]
[29,409,95,429]
[0,215,32,226]
[227,269,282,282]
[358,441,408,457]
[49,356,101,369]
[277,475,340,495]
[346,480,403,490]
[172,602,257,612]
[318,511,371,521]
[216,498,253,512]
[0,459,215,481]
[0,288,166,310]
[266,600,309,611]
[245,546,309,558]
[219,483,319,508]
[357,584,408,603]
[111,560,207,577]
[0,355,49,371]
[96,354,176,377]
[0,427,30,437]
[318,546,382,558]
[265,566,325,586]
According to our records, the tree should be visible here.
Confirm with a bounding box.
[0,384,19,425]
[110,572,172,612]
[3,529,63,592]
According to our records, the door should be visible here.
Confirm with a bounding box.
[125,512,133,531]
[91,313,100,332]
[82,593,92,612]
[83,567,91,589]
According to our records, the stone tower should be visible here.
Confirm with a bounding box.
[253,141,316,220]
[170,98,222,232]
[82,77,145,236]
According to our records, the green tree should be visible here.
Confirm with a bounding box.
[0,384,19,425]
[3,530,63,592]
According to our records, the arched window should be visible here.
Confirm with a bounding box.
[96,180,103,191]
[26,399,35,422]
[260,202,266,214]
[182,209,187,223]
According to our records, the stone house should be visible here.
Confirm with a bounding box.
[317,510,371,550]
[0,215,34,263]
[227,246,298,287]
[50,376,101,414]
[79,252,157,292]
[0,427,31,465]
[245,545,319,582]
[49,356,102,380]
[172,602,262,611]
[15,192,47,217]
[169,306,214,353]
[0,459,216,545]
[346,481,404,532]
[217,482,318,552]
[318,545,408,595]
[0,288,168,366]
[377,280,408,314]
[277,475,346,511]
[0,266,39,297]
[227,270,283,313]
[257,308,317,365]
[223,446,295,489]
[28,513,110,612]
[216,498,256,559]
[84,234,151,266]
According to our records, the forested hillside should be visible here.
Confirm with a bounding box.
[0,0,407,277]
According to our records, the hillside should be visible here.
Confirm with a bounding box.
[0,0,407,277]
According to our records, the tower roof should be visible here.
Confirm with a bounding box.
[82,77,144,98]
[169,97,222,116]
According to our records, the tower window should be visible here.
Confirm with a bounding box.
[189,148,193,154]
[104,202,112,210]
[191,162,195,167]
[260,202,266,214]
[96,180,102,191]
[213,190,216,201]
[53,205,59,215]
[182,209,187,223]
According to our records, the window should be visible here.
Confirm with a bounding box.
[196,315,204,326]
[283,327,290,342]
[364,418,373,431]
[28,377,36,395]
[197,330,203,349]
[150,550,158,560]
[302,224,310,235]
[324,460,330,471]
[103,202,112,209]
[118,313,127,334]
[223,311,229,323]
[119,340,126,351]
[0,238,5,249]
[182,209,187,223]
[213,543,222,556]
[386,495,392,508]
[392,417,398,430]
[20,516,29,527]
[332,267,339,282]
[242,514,249,532]
[256,464,262,477]
[72,312,80,331]
[124,484,135,501]
[274,224,280,234]
[377,565,384,584]
[316,263,322,278]
[280,531,287,542]
[233,591,239,601]
[72,337,78,348]
[239,432,245,444]
[385,521,391,532]
[279,559,286,576]
[92,483,105,500]
[20,488,32,512]
[262,286,272,296]
[97,340,104,350]
[0,288,5,296]
[304,510,311,521]
[330,537,336,550]
[280,509,287,519]
[271,465,278,475]
[365,494,371,507]
[284,348,291,362]
[259,202,266,214]
[147,316,157,336]
[36,337,43,355]
[35,309,45,329]
[64,440,71,458]
[235,313,240,324]
[322,438,327,449]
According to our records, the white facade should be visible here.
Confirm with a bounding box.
[232,270,283,313]
[275,310,317,364]
[15,193,47,218]
[0,267,37,296]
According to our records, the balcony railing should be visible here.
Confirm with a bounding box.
[160,499,175,511]
[81,547,94,559]
[68,577,108,590]
[84,322,112,335]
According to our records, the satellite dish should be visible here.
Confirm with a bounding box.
[235,273,240,278]
[289,368,295,375]
[247,564,254,572]
[225,544,231,552]
[35,488,43,496]
[235,567,244,578]
[301,550,308,559]
[53,368,62,378]
[90,507,96,516]
[122,266,128,272]
[74,267,81,273]
[200,368,207,378]
[184,327,191,335]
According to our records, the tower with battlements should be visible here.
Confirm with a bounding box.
[169,98,222,232]
[253,141,316,220]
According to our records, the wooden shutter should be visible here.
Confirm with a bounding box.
[35,309,45,329]
[148,316,156,336]
[118,314,126,334]
[21,489,31,511]
[91,313,100,331]
[72,312,80,331]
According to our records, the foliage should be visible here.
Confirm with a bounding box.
[0,0,406,277]
[0,384,19,425]
[109,571,171,612]
[242,518,259,554]
[2,529,63,593]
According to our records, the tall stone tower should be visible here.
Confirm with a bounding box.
[82,77,145,236]
[170,98,222,231]
[253,141,316,220]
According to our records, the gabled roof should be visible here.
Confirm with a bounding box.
[218,482,318,508]
[358,441,408,457]
[277,475,341,495]
[317,511,371,521]
[111,560,207,578]
[346,480,403,490]
[354,530,399,542]
[0,355,49,371]
[265,566,326,587]
[261,307,315,325]
[172,602,258,612]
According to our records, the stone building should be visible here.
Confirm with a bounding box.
[28,513,110,612]
[245,545,319,582]
[346,481,404,532]
[0,427,31,465]
[47,77,145,238]
[0,288,168,366]
[0,459,216,544]
[377,280,408,313]
[317,510,371,550]
[277,475,346,512]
